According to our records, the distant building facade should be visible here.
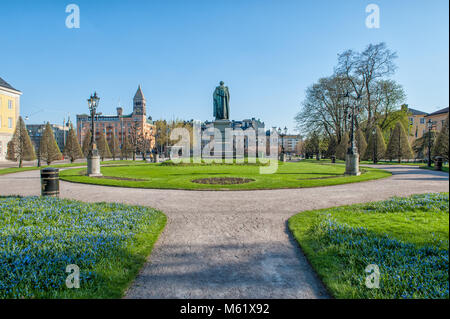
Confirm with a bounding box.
[200,118,265,154]
[408,107,449,143]
[76,86,156,153]
[408,108,428,142]
[0,77,21,161]
[265,129,301,155]
[425,107,449,133]
[26,123,69,153]
[282,134,302,154]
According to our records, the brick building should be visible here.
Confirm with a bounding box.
[76,86,155,153]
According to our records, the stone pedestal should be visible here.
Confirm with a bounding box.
[279,153,287,162]
[87,148,102,177]
[212,119,234,159]
[345,153,361,176]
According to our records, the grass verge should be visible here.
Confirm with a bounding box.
[0,196,166,298]
[288,193,449,299]
[0,160,147,176]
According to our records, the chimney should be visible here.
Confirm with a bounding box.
[117,107,123,116]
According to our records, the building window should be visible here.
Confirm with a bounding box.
[8,117,13,128]
[8,100,13,110]
[420,118,425,124]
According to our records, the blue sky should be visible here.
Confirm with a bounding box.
[1,0,448,132]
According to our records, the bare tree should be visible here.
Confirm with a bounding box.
[336,42,398,129]
[295,75,352,144]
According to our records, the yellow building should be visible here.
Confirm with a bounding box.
[0,77,22,161]
[407,108,428,144]
[425,107,449,133]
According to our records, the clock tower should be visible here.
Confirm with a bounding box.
[133,85,146,116]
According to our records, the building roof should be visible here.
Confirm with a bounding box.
[134,85,145,100]
[408,108,427,116]
[0,77,21,92]
[427,107,449,117]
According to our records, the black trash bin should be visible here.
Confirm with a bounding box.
[331,155,336,163]
[41,167,60,197]
[434,156,443,171]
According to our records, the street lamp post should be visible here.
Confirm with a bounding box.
[86,92,102,176]
[344,92,361,176]
[427,119,433,167]
[277,126,287,161]
[120,115,124,160]
[166,127,170,158]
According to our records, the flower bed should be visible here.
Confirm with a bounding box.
[289,193,449,299]
[0,196,166,298]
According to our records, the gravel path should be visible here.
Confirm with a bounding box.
[0,165,448,298]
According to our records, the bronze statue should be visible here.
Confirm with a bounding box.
[213,81,230,120]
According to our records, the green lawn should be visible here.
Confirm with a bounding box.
[288,193,449,299]
[0,160,146,176]
[59,161,391,190]
[0,196,166,298]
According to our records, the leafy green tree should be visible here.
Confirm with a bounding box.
[386,121,413,162]
[324,136,338,158]
[96,130,112,161]
[335,132,349,160]
[6,116,36,167]
[82,130,92,157]
[355,128,367,161]
[304,132,328,160]
[39,122,62,165]
[63,123,83,163]
[154,119,169,155]
[433,116,449,161]
[364,125,386,163]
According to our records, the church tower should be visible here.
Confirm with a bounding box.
[133,85,146,116]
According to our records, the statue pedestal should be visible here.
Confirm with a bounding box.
[212,120,233,160]
[87,148,102,177]
[345,153,361,176]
